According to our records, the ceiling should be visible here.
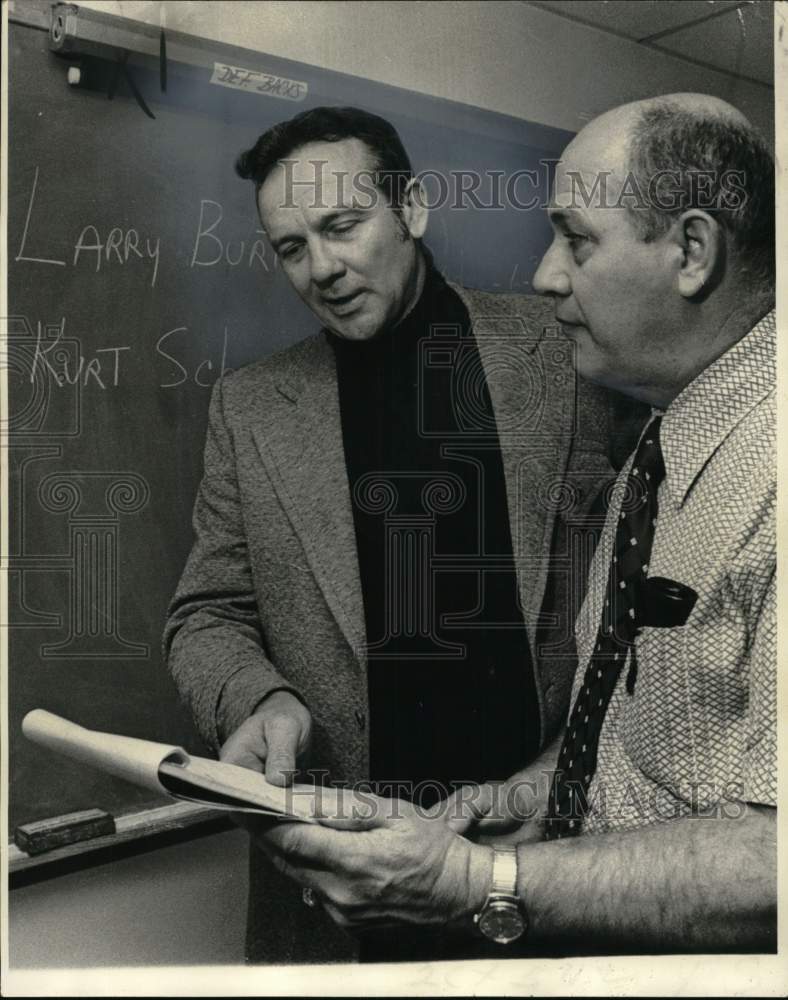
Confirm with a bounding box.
[526,1,774,86]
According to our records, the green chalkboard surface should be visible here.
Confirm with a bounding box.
[7,10,573,837]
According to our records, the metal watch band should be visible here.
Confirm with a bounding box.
[490,844,517,896]
[474,844,527,944]
[491,845,518,896]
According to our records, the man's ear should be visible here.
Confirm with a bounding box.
[672,209,724,298]
[400,178,429,239]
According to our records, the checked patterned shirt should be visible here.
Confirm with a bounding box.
[565,310,776,835]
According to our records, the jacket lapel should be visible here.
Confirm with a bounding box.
[251,336,366,663]
[251,289,575,668]
[455,287,575,652]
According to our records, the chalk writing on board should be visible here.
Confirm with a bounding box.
[15,169,161,287]
[15,172,284,286]
[156,325,232,388]
[72,226,160,288]
[23,316,233,389]
[190,199,277,270]
[30,318,130,389]
[4,316,83,435]
[22,315,237,392]
[210,62,307,102]
[14,167,66,267]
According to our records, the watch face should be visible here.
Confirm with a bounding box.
[478,899,527,945]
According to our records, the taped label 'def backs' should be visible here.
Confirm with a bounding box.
[210,62,308,102]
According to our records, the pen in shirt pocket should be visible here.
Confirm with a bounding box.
[627,577,698,694]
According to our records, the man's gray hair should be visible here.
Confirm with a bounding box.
[626,100,774,291]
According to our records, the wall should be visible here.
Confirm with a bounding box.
[6,0,775,975]
[70,0,774,137]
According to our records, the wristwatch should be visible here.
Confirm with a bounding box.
[473,845,527,944]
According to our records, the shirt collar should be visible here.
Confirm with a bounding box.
[659,309,775,506]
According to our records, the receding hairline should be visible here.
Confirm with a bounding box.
[597,93,753,143]
[562,93,761,176]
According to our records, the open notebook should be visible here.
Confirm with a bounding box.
[22,709,342,822]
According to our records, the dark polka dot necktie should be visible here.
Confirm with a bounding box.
[544,415,665,840]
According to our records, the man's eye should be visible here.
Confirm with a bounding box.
[280,243,304,260]
[330,220,358,235]
[564,232,592,261]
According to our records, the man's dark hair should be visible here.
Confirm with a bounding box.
[236,105,414,208]
[627,101,775,291]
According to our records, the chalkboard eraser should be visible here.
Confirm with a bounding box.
[14,809,116,856]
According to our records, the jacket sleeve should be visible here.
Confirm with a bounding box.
[163,374,303,753]
[569,376,650,505]
[534,375,648,743]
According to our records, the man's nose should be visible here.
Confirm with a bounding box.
[309,239,345,286]
[532,242,571,297]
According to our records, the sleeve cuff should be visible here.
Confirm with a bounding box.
[215,664,304,750]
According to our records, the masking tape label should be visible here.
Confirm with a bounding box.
[210,62,308,102]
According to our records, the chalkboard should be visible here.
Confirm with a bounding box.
[7,12,573,836]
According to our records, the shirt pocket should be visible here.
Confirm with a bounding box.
[619,613,748,803]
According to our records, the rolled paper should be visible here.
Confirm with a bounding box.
[22,709,188,797]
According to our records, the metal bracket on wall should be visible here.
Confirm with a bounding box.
[11,1,311,112]
[49,3,164,118]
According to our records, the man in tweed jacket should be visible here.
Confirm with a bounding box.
[164,107,627,963]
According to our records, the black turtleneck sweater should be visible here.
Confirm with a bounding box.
[330,266,539,807]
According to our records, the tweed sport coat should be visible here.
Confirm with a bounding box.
[164,285,621,963]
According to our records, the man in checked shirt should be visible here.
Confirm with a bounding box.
[250,93,776,955]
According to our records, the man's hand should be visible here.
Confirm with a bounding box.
[255,794,494,931]
[435,734,561,844]
[219,690,311,786]
[436,779,547,845]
